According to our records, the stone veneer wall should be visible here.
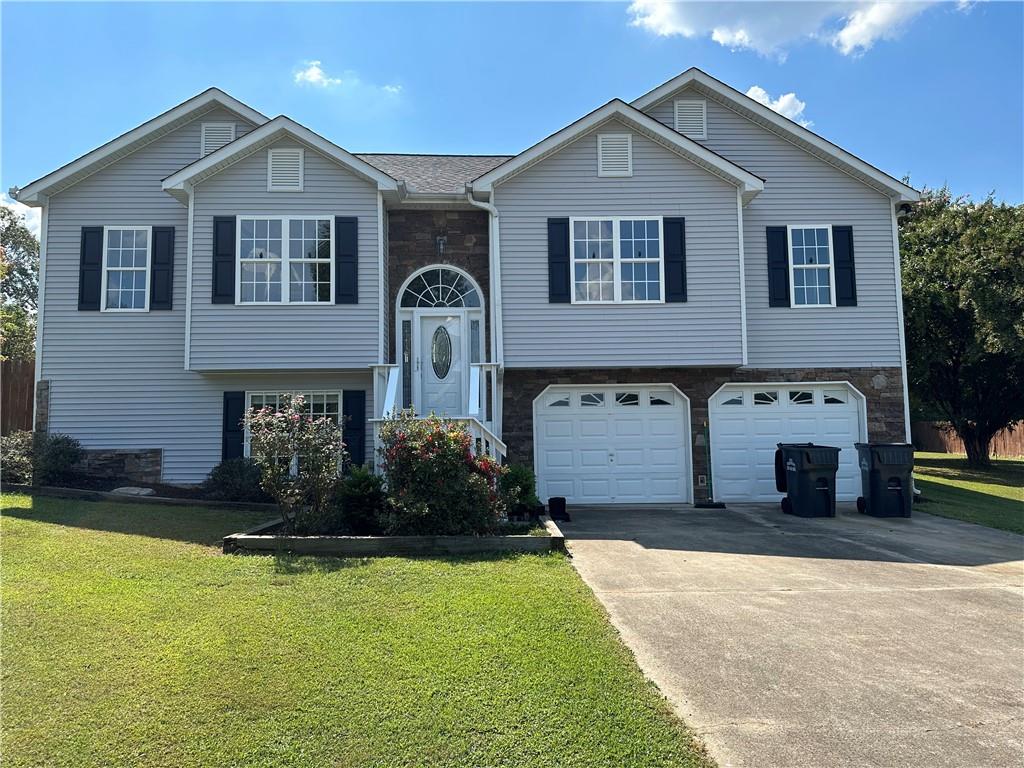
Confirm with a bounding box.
[34,379,50,432]
[502,366,906,503]
[80,449,164,485]
[386,209,490,363]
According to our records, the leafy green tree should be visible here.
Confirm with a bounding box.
[1,206,40,361]
[900,187,1024,466]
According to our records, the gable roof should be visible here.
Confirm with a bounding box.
[356,154,512,195]
[13,88,268,205]
[631,68,920,202]
[162,116,401,202]
[470,99,764,201]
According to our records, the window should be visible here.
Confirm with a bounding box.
[102,226,150,311]
[650,391,674,406]
[720,393,743,406]
[237,216,332,304]
[572,217,663,303]
[597,133,632,177]
[615,392,640,406]
[753,390,778,406]
[244,391,341,461]
[823,390,847,405]
[580,392,605,407]
[674,99,707,140]
[789,390,814,405]
[788,226,835,307]
[547,394,570,408]
[201,122,235,157]
[400,267,480,308]
[268,148,304,191]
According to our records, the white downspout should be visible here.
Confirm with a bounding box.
[466,188,503,436]
[32,197,49,429]
[890,201,912,443]
[184,182,194,371]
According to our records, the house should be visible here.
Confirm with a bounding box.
[12,68,919,505]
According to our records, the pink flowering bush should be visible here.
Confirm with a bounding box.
[377,411,506,535]
[243,393,347,533]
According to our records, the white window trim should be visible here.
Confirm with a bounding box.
[243,390,344,463]
[100,225,151,313]
[787,224,837,309]
[596,133,633,177]
[674,98,707,140]
[569,216,665,305]
[235,214,335,306]
[200,122,236,157]
[267,147,305,192]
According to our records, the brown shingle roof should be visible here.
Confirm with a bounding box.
[354,153,513,195]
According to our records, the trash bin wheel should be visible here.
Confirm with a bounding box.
[781,497,793,515]
[856,496,867,514]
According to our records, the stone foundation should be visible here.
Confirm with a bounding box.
[502,366,906,503]
[81,449,163,485]
[34,379,50,433]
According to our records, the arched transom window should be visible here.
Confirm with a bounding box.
[400,267,481,308]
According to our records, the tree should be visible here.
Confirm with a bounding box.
[1,206,40,361]
[900,187,1024,467]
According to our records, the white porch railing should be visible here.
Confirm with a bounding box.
[451,417,507,462]
[371,364,400,419]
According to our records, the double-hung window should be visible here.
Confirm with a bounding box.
[788,225,835,307]
[243,391,341,464]
[102,226,151,311]
[238,216,333,304]
[571,216,663,303]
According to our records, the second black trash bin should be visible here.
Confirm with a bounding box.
[776,443,841,517]
[855,443,914,518]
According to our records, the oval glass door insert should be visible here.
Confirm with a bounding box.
[431,326,452,379]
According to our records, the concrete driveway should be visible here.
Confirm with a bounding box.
[562,504,1024,768]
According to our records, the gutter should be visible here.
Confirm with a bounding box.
[464,189,504,366]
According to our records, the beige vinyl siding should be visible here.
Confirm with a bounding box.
[40,111,374,484]
[646,88,903,368]
[189,138,379,370]
[495,119,743,368]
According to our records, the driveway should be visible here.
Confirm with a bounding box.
[562,504,1024,768]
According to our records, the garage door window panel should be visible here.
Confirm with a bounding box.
[753,391,778,406]
[580,392,605,407]
[615,392,640,406]
[789,390,814,405]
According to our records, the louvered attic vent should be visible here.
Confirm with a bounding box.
[674,99,707,140]
[200,122,236,157]
[267,148,304,191]
[597,133,632,177]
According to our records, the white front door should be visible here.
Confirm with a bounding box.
[416,313,464,416]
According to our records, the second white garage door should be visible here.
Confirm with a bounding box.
[533,385,691,504]
[710,383,867,503]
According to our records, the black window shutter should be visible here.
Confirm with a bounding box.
[222,391,245,460]
[832,225,857,307]
[342,390,367,466]
[78,227,104,310]
[335,216,358,304]
[547,218,570,303]
[149,226,175,310]
[766,226,791,307]
[664,217,687,302]
[212,216,236,304]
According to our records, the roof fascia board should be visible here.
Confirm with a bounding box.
[15,89,269,205]
[472,99,762,194]
[163,116,399,192]
[632,69,919,202]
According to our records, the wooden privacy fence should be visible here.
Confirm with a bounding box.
[1,360,34,435]
[911,421,1024,458]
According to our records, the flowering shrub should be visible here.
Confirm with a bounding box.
[377,411,506,535]
[243,393,347,533]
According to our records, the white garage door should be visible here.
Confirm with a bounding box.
[534,386,691,504]
[710,383,866,502]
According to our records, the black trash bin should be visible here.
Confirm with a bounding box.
[776,443,841,517]
[855,443,914,518]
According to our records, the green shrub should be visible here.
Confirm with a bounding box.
[200,458,272,503]
[32,433,84,486]
[331,466,385,535]
[499,463,542,518]
[1,430,34,485]
[377,412,505,535]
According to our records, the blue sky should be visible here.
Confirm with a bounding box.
[3,1,1022,233]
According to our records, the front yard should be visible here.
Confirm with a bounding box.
[914,452,1024,534]
[0,493,711,768]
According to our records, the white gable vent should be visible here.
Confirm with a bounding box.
[267,148,304,191]
[200,122,235,157]
[674,99,707,140]
[597,133,632,177]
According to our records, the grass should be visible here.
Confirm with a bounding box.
[914,452,1024,534]
[1,493,711,768]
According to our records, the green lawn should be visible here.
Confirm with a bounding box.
[0,493,711,768]
[914,452,1024,534]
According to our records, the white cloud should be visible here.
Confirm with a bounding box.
[628,1,936,58]
[2,194,41,238]
[294,60,343,88]
[293,61,402,99]
[745,85,813,127]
